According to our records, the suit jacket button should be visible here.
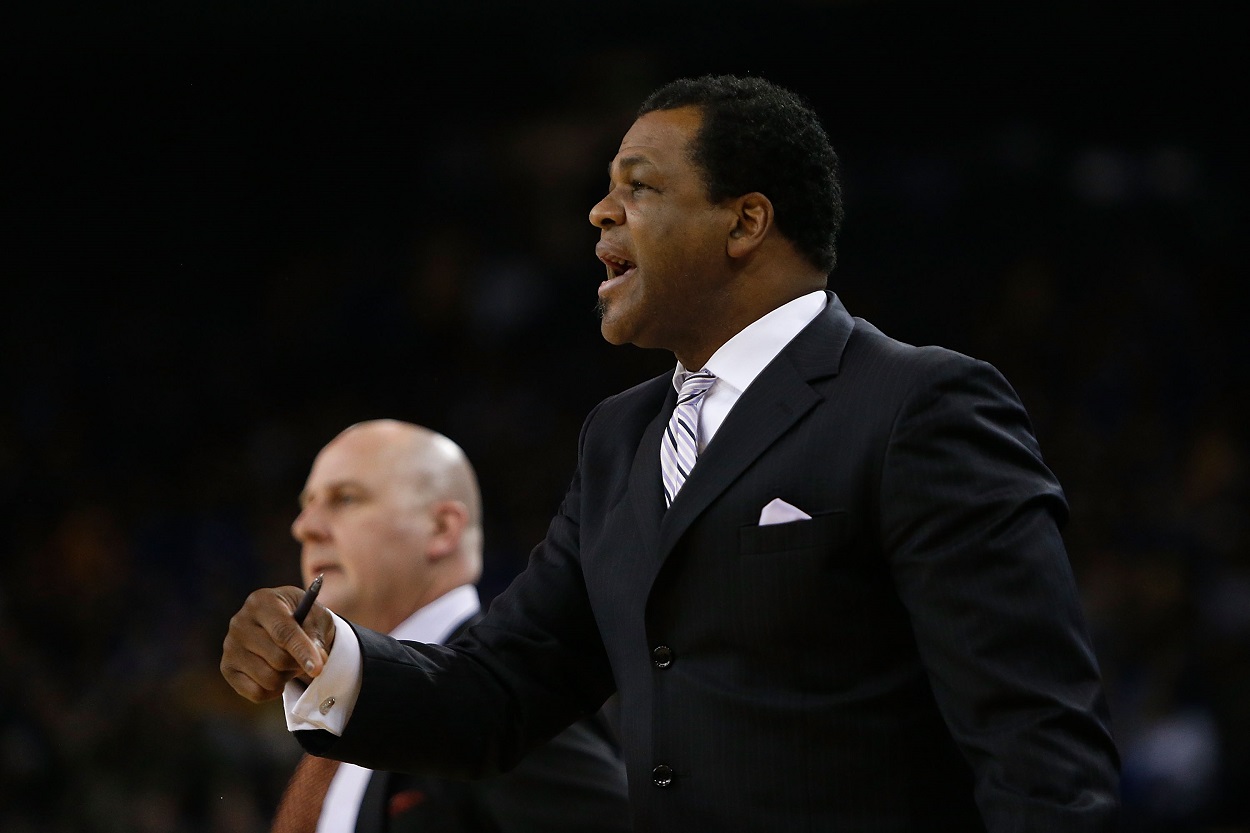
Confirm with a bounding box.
[652,764,673,787]
[651,645,673,668]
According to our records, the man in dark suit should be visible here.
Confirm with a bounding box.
[224,75,1121,832]
[268,419,629,832]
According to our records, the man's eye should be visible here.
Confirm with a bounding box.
[630,181,650,192]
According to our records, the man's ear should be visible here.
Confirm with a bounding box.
[727,192,773,259]
[426,500,470,560]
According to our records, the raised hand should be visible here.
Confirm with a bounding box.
[220,586,337,702]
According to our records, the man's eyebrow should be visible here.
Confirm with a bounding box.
[297,479,361,507]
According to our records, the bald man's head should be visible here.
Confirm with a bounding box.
[339,419,482,528]
[290,420,484,633]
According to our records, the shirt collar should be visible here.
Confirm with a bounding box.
[389,584,481,644]
[673,290,827,393]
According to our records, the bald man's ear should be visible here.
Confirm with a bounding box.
[426,500,470,560]
[726,192,773,259]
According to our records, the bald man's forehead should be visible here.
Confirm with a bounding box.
[306,432,423,499]
[307,421,477,516]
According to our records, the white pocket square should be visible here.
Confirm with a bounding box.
[758,498,812,526]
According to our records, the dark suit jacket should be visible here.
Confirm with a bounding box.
[352,713,627,833]
[346,615,630,833]
[306,293,1120,832]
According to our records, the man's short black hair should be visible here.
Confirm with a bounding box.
[638,74,843,274]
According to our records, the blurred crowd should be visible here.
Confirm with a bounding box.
[3,29,1245,833]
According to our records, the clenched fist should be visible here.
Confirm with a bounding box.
[220,586,337,702]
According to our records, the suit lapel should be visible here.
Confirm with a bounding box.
[626,385,674,552]
[653,292,855,572]
[355,770,389,833]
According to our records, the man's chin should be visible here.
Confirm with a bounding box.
[596,302,623,343]
[598,317,632,346]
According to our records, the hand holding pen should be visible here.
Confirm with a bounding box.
[220,574,335,702]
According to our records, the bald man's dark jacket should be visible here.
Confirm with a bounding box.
[303,293,1121,832]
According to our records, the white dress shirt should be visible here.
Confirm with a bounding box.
[284,584,481,832]
[677,290,827,451]
[283,290,828,765]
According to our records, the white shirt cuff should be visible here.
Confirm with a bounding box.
[283,611,362,735]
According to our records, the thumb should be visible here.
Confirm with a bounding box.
[266,587,333,676]
[303,607,336,676]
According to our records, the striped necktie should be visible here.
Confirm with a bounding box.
[661,369,716,507]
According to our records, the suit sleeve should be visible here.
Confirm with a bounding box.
[879,352,1120,831]
[300,405,617,780]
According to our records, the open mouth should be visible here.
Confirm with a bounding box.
[598,254,637,298]
[600,252,636,279]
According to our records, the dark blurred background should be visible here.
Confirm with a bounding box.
[2,1,1245,830]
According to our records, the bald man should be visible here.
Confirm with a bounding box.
[273,420,630,833]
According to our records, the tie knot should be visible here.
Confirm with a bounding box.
[677,369,715,403]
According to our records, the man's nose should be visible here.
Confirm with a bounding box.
[589,193,622,228]
[291,506,326,543]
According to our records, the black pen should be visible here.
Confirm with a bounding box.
[292,573,324,625]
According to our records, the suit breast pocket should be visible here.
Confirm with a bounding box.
[739,510,847,556]
[732,512,857,649]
